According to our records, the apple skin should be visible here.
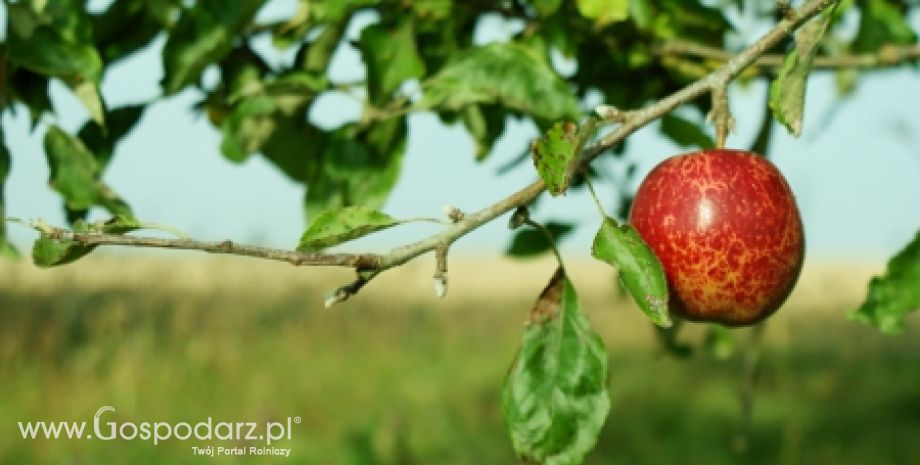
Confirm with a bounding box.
[628,149,805,326]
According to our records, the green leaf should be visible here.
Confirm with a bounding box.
[7,70,53,129]
[660,114,714,149]
[219,68,322,164]
[0,128,20,260]
[502,268,609,465]
[5,1,106,124]
[507,223,574,258]
[43,126,133,218]
[853,0,916,53]
[30,215,145,268]
[534,0,564,17]
[272,1,311,49]
[92,215,142,235]
[261,117,325,183]
[32,233,95,268]
[305,119,406,219]
[360,20,426,105]
[412,0,453,20]
[69,80,106,127]
[850,230,920,334]
[297,206,398,252]
[44,126,102,210]
[311,0,379,23]
[650,0,732,43]
[654,318,692,358]
[77,105,147,167]
[461,104,506,160]
[769,5,835,137]
[260,70,329,101]
[93,0,177,63]
[299,22,346,73]
[420,42,581,121]
[576,0,630,27]
[274,0,377,54]
[5,3,101,78]
[161,0,267,94]
[629,0,653,30]
[220,95,279,162]
[532,121,595,196]
[592,217,671,328]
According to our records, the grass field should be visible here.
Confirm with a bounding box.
[1,255,917,465]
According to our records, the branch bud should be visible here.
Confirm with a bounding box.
[508,206,530,230]
[323,289,349,309]
[595,104,626,122]
[433,244,449,298]
[442,205,465,223]
[433,273,447,298]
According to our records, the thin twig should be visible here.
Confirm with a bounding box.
[40,0,840,304]
[70,232,381,269]
[657,40,920,70]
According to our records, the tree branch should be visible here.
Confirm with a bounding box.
[587,0,837,158]
[67,231,382,269]
[657,40,920,70]
[43,0,839,305]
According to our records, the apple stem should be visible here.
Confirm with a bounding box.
[708,84,736,149]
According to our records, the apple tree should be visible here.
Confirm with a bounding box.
[1,0,918,463]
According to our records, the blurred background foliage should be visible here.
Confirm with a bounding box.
[0,0,917,255]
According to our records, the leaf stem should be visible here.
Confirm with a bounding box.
[583,177,609,220]
[524,219,565,268]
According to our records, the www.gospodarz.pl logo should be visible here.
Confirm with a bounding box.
[18,406,300,457]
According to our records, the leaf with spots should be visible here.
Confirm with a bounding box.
[297,207,399,252]
[31,220,94,268]
[32,233,95,268]
[850,230,920,335]
[502,268,610,465]
[533,120,596,196]
[592,217,671,328]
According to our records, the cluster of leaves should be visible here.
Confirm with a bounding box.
[2,1,919,464]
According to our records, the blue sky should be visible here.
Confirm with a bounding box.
[2,1,919,260]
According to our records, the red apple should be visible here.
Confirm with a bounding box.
[628,149,804,326]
